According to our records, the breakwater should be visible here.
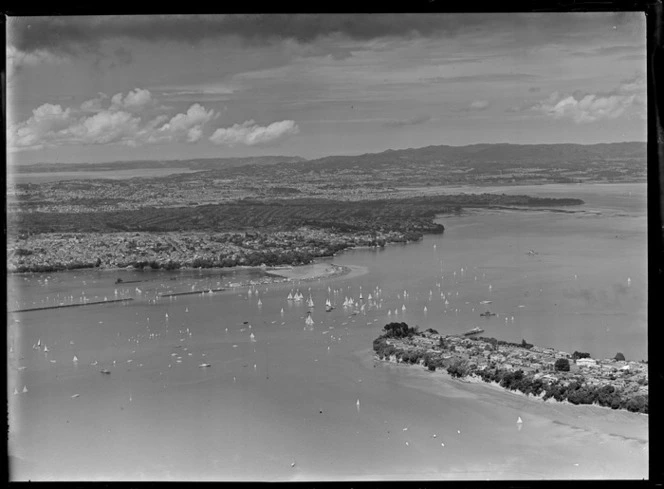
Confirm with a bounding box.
[8,297,134,313]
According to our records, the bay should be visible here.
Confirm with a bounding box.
[7,182,648,481]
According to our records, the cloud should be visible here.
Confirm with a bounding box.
[6,45,68,69]
[468,100,490,111]
[209,119,299,146]
[67,110,142,145]
[110,88,153,111]
[8,13,643,54]
[531,74,645,123]
[383,114,431,127]
[8,91,218,150]
[146,104,216,143]
[9,103,74,149]
[80,93,109,112]
[154,83,239,102]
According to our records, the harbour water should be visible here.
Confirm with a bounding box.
[7,183,648,480]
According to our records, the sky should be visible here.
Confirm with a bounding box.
[6,13,647,165]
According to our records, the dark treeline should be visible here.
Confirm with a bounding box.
[10,193,582,237]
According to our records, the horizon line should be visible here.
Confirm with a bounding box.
[10,139,647,168]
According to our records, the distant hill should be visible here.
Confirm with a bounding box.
[301,142,646,171]
[12,156,307,174]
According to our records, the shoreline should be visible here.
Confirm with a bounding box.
[372,330,648,415]
[381,355,648,417]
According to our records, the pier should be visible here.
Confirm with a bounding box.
[8,297,134,313]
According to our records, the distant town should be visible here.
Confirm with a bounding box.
[373,324,648,414]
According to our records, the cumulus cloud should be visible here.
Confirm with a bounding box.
[146,103,216,143]
[80,93,109,112]
[383,114,431,127]
[9,103,74,149]
[8,89,218,150]
[110,88,153,111]
[531,74,645,123]
[209,119,299,146]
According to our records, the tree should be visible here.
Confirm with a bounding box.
[554,358,570,372]
[572,351,591,360]
[614,352,626,361]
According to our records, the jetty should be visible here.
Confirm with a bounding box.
[159,288,226,298]
[8,297,134,313]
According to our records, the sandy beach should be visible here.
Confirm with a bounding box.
[265,263,356,282]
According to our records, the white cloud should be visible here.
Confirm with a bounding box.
[8,94,217,150]
[9,104,74,149]
[110,88,153,111]
[80,93,109,112]
[532,75,645,123]
[209,119,299,146]
[147,104,216,143]
[66,110,141,145]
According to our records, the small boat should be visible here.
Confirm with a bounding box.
[100,369,111,374]
[479,300,493,305]
[480,311,496,317]
[463,327,484,336]
[198,363,211,368]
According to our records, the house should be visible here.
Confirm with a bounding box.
[576,358,598,368]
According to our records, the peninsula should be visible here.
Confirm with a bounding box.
[373,323,648,414]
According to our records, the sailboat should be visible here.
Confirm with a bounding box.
[287,291,294,301]
[257,299,263,306]
[325,299,334,312]
[250,333,256,342]
[307,296,314,308]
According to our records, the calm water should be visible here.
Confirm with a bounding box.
[7,183,648,480]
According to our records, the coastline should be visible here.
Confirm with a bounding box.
[372,329,648,415]
[377,354,648,418]
[366,353,648,457]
